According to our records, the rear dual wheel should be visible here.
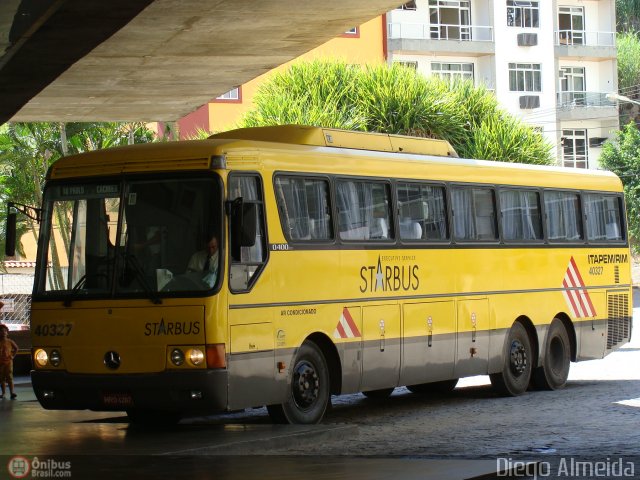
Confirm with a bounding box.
[533,318,571,390]
[267,341,330,424]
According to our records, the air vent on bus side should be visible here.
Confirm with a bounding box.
[606,293,630,349]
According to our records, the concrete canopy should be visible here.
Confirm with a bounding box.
[0,0,399,124]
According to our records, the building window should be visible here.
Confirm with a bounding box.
[562,129,588,169]
[508,63,541,92]
[507,1,539,28]
[558,6,584,45]
[395,61,418,70]
[215,87,241,102]
[558,66,586,105]
[429,0,471,40]
[397,1,417,10]
[431,62,474,82]
[342,27,359,37]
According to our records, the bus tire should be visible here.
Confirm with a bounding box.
[362,388,394,399]
[267,341,330,424]
[490,322,532,396]
[533,318,571,390]
[407,379,458,394]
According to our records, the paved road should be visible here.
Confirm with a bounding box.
[2,290,639,479]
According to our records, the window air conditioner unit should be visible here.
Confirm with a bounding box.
[589,137,607,148]
[519,95,540,109]
[517,33,538,46]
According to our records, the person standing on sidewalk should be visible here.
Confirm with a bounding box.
[0,321,18,400]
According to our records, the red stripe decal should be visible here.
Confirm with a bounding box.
[563,279,581,317]
[336,321,347,339]
[343,307,361,337]
[569,257,596,316]
[565,267,588,316]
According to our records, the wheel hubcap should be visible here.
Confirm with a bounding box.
[510,340,528,376]
[292,360,319,409]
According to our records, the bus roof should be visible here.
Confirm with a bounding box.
[209,125,458,158]
[47,125,622,192]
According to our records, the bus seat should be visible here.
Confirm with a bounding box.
[400,220,422,240]
[370,218,389,239]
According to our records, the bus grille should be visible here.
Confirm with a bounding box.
[614,266,620,284]
[607,294,630,349]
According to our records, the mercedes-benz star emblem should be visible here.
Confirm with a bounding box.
[104,351,121,370]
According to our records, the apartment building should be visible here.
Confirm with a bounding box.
[387,0,619,169]
[177,0,618,169]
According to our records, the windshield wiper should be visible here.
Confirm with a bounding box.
[63,275,88,307]
[64,272,111,307]
[121,253,162,305]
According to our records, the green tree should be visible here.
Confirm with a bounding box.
[0,122,154,275]
[617,0,640,34]
[240,60,553,165]
[599,122,640,252]
[616,33,640,125]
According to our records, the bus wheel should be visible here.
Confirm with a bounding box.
[362,388,394,399]
[490,322,532,396]
[267,341,330,424]
[407,379,458,394]
[533,318,571,390]
[126,409,181,425]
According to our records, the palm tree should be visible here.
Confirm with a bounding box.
[0,122,154,277]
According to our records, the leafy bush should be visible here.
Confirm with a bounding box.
[240,60,553,165]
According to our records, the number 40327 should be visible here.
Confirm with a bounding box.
[33,324,73,336]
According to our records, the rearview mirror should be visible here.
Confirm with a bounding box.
[5,209,16,257]
[228,198,257,261]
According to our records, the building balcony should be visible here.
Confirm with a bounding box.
[387,22,495,56]
[555,30,616,59]
[556,91,617,121]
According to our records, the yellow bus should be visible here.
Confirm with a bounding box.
[16,125,632,424]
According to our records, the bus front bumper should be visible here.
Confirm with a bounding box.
[31,369,228,413]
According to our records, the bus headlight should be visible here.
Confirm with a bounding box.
[34,349,49,367]
[170,348,185,366]
[49,349,62,367]
[189,348,205,366]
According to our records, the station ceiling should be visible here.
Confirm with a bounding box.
[0,0,399,124]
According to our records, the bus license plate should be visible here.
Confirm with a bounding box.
[102,392,134,408]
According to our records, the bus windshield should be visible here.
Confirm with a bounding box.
[35,176,222,300]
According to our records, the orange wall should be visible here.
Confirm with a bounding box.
[208,16,385,133]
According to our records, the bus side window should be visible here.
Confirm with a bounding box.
[584,193,624,242]
[397,182,448,241]
[544,190,583,242]
[275,176,333,242]
[499,189,543,241]
[228,174,267,291]
[336,180,394,241]
[451,186,498,242]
